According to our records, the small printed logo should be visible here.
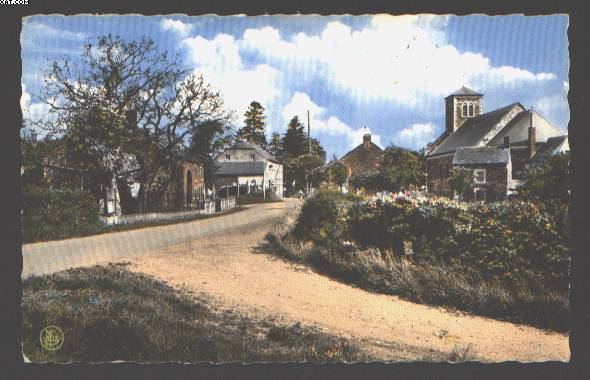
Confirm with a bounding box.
[40,326,64,351]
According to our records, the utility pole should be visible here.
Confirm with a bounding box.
[307,110,311,197]
[307,109,311,156]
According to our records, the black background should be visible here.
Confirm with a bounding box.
[1,1,588,379]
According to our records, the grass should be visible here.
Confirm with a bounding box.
[23,206,246,244]
[21,264,367,363]
[265,211,570,333]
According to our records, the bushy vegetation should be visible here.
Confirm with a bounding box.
[236,193,283,205]
[22,185,103,243]
[349,146,425,194]
[267,189,570,332]
[448,167,474,200]
[22,264,366,363]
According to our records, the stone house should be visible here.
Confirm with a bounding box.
[426,86,566,201]
[215,140,283,198]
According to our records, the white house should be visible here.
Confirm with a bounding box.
[215,140,283,198]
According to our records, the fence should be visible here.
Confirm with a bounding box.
[100,198,235,226]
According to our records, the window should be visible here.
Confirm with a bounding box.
[250,154,255,161]
[468,103,474,117]
[225,154,230,160]
[473,169,486,184]
[462,104,468,117]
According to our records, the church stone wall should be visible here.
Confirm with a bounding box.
[426,153,454,194]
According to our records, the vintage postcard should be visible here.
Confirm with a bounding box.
[20,14,570,363]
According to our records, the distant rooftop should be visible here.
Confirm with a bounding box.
[227,140,281,163]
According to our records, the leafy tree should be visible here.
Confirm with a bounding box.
[448,167,474,200]
[380,145,426,192]
[310,137,327,161]
[189,120,232,196]
[519,153,570,204]
[238,101,267,147]
[268,131,283,159]
[31,35,233,211]
[327,161,349,190]
[282,116,307,158]
[287,155,326,191]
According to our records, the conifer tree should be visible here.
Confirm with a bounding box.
[282,116,307,158]
[268,132,283,159]
[237,101,267,147]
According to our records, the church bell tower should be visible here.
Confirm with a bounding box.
[445,86,484,132]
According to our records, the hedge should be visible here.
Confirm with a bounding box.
[22,185,103,243]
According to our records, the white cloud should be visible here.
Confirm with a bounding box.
[181,33,281,126]
[240,16,557,106]
[160,19,193,37]
[398,122,438,150]
[22,21,86,43]
[534,95,568,130]
[282,91,381,148]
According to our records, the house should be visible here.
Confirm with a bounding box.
[426,86,566,201]
[338,133,383,193]
[339,133,383,177]
[215,140,283,198]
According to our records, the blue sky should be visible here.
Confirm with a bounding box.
[21,14,569,158]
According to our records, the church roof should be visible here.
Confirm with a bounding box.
[445,86,483,99]
[430,103,524,156]
[453,147,510,165]
[487,110,562,146]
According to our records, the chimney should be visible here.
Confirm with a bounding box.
[503,136,510,149]
[528,111,536,158]
[363,133,371,148]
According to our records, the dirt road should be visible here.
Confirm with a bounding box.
[126,200,569,362]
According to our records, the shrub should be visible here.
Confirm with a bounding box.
[22,185,103,243]
[448,167,474,201]
[292,189,350,244]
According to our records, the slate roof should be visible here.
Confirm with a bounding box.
[453,147,510,165]
[216,161,266,176]
[488,110,562,146]
[534,135,568,157]
[429,103,523,156]
[445,86,483,99]
[229,140,281,163]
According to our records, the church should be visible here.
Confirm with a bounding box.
[425,86,568,201]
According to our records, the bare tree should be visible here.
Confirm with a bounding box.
[33,35,235,211]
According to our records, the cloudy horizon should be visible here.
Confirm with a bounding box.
[21,14,569,158]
